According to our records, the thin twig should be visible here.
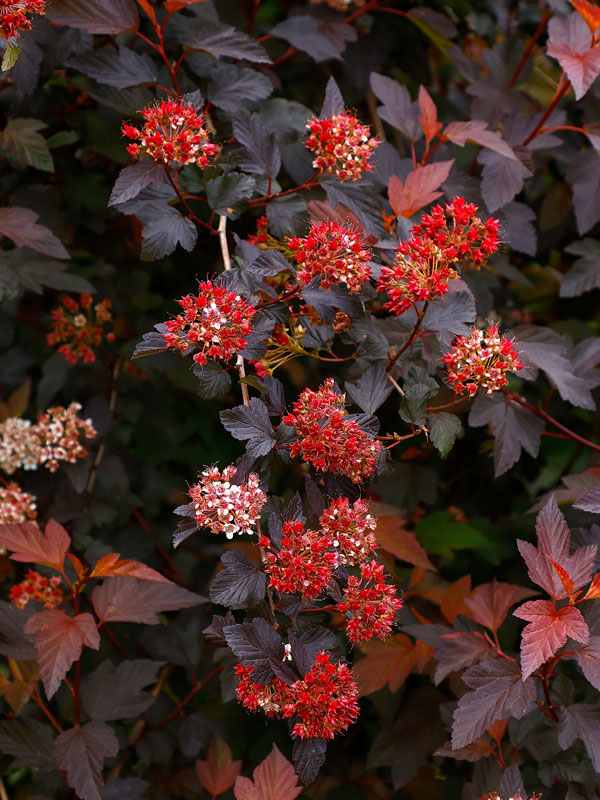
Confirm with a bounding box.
[87,357,122,493]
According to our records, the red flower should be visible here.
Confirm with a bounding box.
[319,497,377,566]
[337,560,403,644]
[288,221,372,293]
[163,281,256,366]
[47,294,114,365]
[442,323,523,397]
[9,569,62,610]
[0,1,46,39]
[0,482,37,524]
[234,664,292,717]
[122,100,218,167]
[284,379,382,483]
[305,113,378,182]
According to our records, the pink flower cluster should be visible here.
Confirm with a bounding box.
[305,113,378,181]
[0,403,96,475]
[0,482,37,523]
[188,465,266,539]
[283,379,382,483]
[319,497,377,566]
[9,569,62,610]
[442,323,523,397]
[163,281,256,367]
[122,100,218,167]
[0,1,45,39]
[235,651,360,739]
[47,293,114,365]
[377,198,501,316]
[337,560,403,643]
[287,221,372,293]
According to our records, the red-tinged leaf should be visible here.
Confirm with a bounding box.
[196,734,242,796]
[513,599,589,680]
[576,636,600,690]
[575,485,600,513]
[414,638,435,671]
[418,86,442,147]
[89,553,172,584]
[547,555,575,598]
[517,495,596,601]
[388,160,454,218]
[91,577,206,625]
[584,573,600,599]
[443,119,517,161]
[354,634,416,695]
[440,575,471,624]
[234,743,302,800]
[487,718,508,745]
[374,515,436,571]
[557,703,600,772]
[136,0,156,24]
[571,0,600,33]
[165,0,206,10]
[464,579,538,631]
[433,630,494,684]
[451,658,537,749]
[46,0,139,34]
[55,720,118,800]
[66,553,87,581]
[24,610,100,699]
[547,41,600,100]
[0,519,70,572]
[434,737,495,762]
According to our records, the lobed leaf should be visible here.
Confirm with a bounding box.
[196,734,242,796]
[81,659,163,722]
[0,519,70,572]
[91,577,206,624]
[209,550,267,609]
[55,720,119,800]
[234,743,303,799]
[90,552,172,583]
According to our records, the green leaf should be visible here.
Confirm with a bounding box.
[206,173,255,219]
[416,511,488,558]
[1,118,54,172]
[46,130,79,149]
[427,412,463,456]
[2,42,21,72]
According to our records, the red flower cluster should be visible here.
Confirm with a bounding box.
[47,293,114,365]
[305,113,378,182]
[283,379,382,483]
[442,323,523,397]
[0,482,36,523]
[163,281,256,367]
[0,1,45,39]
[287,221,372,293]
[188,465,266,539]
[235,652,360,739]
[319,497,377,566]
[122,100,218,167]
[260,520,337,599]
[248,215,269,246]
[9,569,62,610]
[377,198,501,316]
[337,560,403,643]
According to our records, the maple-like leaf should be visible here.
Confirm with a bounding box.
[234,743,302,800]
[440,575,472,624]
[451,658,537,749]
[196,734,242,797]
[0,519,70,572]
[25,610,100,699]
[433,630,494,685]
[576,635,600,690]
[547,555,575,598]
[516,495,596,601]
[91,577,206,624]
[55,720,118,800]
[418,86,442,146]
[464,579,538,632]
[89,553,172,583]
[354,634,416,695]
[513,599,589,680]
[583,573,600,599]
[435,737,495,762]
[443,119,517,160]
[571,0,600,33]
[547,13,600,100]
[374,515,436,571]
[558,703,600,771]
[388,160,454,218]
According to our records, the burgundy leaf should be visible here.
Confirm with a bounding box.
[434,737,495,762]
[0,207,69,259]
[464,579,538,632]
[234,743,302,800]
[417,86,441,146]
[513,599,589,679]
[547,13,600,99]
[55,720,119,800]
[46,0,139,34]
[558,703,600,771]
[196,734,242,797]
[451,658,537,749]
[91,577,206,625]
[576,636,600,690]
[443,119,517,160]
[388,160,454,218]
[478,149,532,212]
[0,519,70,572]
[81,659,163,722]
[567,149,600,235]
[433,631,494,685]
[24,610,100,699]
[291,737,327,786]
[89,553,172,584]
[575,485,600,513]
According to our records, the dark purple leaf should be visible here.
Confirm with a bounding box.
[223,618,297,684]
[47,0,138,33]
[132,324,169,359]
[220,397,277,457]
[81,659,163,722]
[319,76,344,119]
[0,207,69,258]
[575,486,600,513]
[233,110,281,178]
[345,363,393,415]
[0,718,56,771]
[172,516,199,549]
[108,162,165,207]
[207,65,273,113]
[209,550,267,609]
[499,201,537,256]
[561,238,600,298]
[179,21,271,64]
[55,720,119,800]
[322,179,384,236]
[558,704,600,770]
[136,201,198,261]
[105,778,149,800]
[203,611,236,647]
[433,630,494,684]
[0,599,36,660]
[576,636,600,690]
[91,577,206,624]
[270,14,357,62]
[566,149,600,235]
[369,73,421,140]
[193,362,233,400]
[292,737,327,786]
[300,281,362,323]
[478,149,532,212]
[66,46,156,90]
[266,195,308,237]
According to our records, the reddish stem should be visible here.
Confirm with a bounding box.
[344,0,380,24]
[522,75,571,146]
[163,166,217,234]
[371,6,409,17]
[508,12,550,87]
[386,301,430,372]
[33,688,63,733]
[149,666,223,732]
[101,623,132,659]
[248,170,321,207]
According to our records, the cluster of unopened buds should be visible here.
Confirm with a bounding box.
[0,0,46,39]
[0,482,36,523]
[47,293,114,365]
[284,378,382,483]
[319,497,377,565]
[377,198,501,316]
[247,216,270,247]
[287,221,372,293]
[9,569,62,610]
[443,323,523,396]
[163,281,256,367]
[0,403,96,475]
[306,113,378,181]
[235,651,360,739]
[188,465,266,538]
[337,560,403,643]
[122,100,218,167]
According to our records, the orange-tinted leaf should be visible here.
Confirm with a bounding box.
[66,553,87,581]
[584,573,600,599]
[547,555,575,598]
[388,160,454,218]
[136,0,156,24]
[441,575,471,624]
[486,718,507,745]
[196,734,242,796]
[464,579,538,631]
[0,519,70,572]
[24,610,100,699]
[90,553,172,583]
[91,577,205,624]
[443,119,517,160]
[234,743,302,800]
[0,378,31,421]
[165,0,206,11]
[418,86,442,146]
[354,634,416,695]
[435,737,494,762]
[571,0,600,33]
[0,660,38,714]
[375,515,436,571]
[414,638,435,672]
